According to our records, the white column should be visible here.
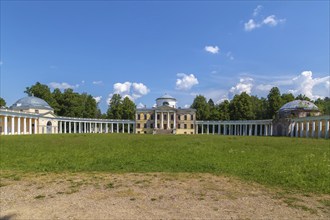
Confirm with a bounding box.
[69,122,72,133]
[290,122,295,137]
[94,122,97,133]
[218,124,221,135]
[306,121,310,138]
[254,124,257,136]
[212,124,215,135]
[122,123,124,133]
[300,122,304,137]
[100,123,103,133]
[105,123,108,133]
[17,117,21,135]
[201,124,204,134]
[111,123,114,133]
[295,122,299,137]
[34,119,38,134]
[29,118,32,134]
[249,124,252,136]
[59,121,62,133]
[265,124,268,136]
[128,123,130,133]
[207,124,209,135]
[79,122,81,133]
[64,121,67,133]
[224,124,227,135]
[259,124,263,136]
[161,112,164,129]
[325,120,329,139]
[312,121,315,138]
[173,112,176,129]
[4,116,8,135]
[155,111,158,129]
[167,112,170,129]
[117,123,119,133]
[239,124,242,136]
[10,116,15,135]
[74,122,77,133]
[84,122,86,133]
[318,120,322,138]
[23,117,27,134]
[270,124,273,136]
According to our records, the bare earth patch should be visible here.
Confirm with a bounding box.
[1,172,329,219]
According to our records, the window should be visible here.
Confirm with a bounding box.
[151,114,154,120]
[137,114,141,120]
[35,110,39,113]
[184,115,187,120]
[144,114,147,120]
[178,124,181,129]
[137,124,140,128]
[171,114,174,120]
[164,114,167,120]
[150,123,154,128]
[191,124,194,129]
[184,124,187,129]
[144,123,147,128]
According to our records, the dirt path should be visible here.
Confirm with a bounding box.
[1,172,329,219]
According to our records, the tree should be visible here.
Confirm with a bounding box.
[107,94,123,119]
[229,92,254,120]
[0,97,6,108]
[190,95,210,120]
[24,82,57,108]
[315,97,330,115]
[251,96,267,120]
[295,94,311,101]
[122,97,136,119]
[267,87,282,119]
[217,100,230,120]
[281,93,295,106]
[208,99,220,120]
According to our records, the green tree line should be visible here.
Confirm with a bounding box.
[191,87,330,120]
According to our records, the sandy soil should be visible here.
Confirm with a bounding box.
[1,172,329,219]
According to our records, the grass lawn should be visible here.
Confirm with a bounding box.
[0,134,329,193]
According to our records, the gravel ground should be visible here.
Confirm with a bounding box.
[1,172,329,219]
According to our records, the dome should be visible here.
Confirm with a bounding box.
[156,94,176,100]
[279,100,319,112]
[10,96,53,111]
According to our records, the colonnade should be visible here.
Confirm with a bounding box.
[154,111,176,129]
[57,119,135,134]
[290,115,330,139]
[196,120,274,136]
[0,110,39,135]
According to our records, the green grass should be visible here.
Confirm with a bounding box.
[1,134,329,193]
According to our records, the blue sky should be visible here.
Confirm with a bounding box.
[1,1,329,113]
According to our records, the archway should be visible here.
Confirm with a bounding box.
[47,121,52,134]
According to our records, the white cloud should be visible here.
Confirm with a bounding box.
[107,81,150,104]
[263,15,285,26]
[244,19,261,31]
[253,5,263,17]
[287,71,329,100]
[226,51,234,60]
[92,81,103,85]
[49,82,79,90]
[93,96,102,104]
[255,84,273,92]
[244,6,285,31]
[204,46,219,54]
[81,80,85,84]
[176,73,199,91]
[137,103,146,109]
[229,77,254,95]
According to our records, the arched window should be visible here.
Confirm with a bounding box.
[163,101,169,106]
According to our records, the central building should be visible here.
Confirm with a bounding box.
[135,94,196,134]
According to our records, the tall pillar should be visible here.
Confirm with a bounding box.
[117,123,119,133]
[318,120,322,138]
[23,117,27,134]
[105,123,108,133]
[306,121,310,138]
[11,116,15,135]
[218,124,221,135]
[270,124,273,136]
[207,124,209,135]
[212,124,215,135]
[295,122,299,137]
[128,123,130,133]
[122,123,124,133]
[249,124,252,136]
[173,112,176,129]
[64,121,67,133]
[100,123,103,133]
[69,122,72,133]
[94,122,97,133]
[4,116,8,135]
[325,120,329,139]
[223,124,227,135]
[155,111,158,129]
[84,122,86,133]
[254,124,257,136]
[17,117,21,135]
[167,112,170,130]
[259,124,263,136]
[111,123,114,133]
[300,122,304,137]
[34,119,38,134]
[265,125,268,136]
[29,118,32,134]
[312,121,315,138]
[74,122,77,133]
[78,122,81,133]
[290,122,295,137]
[161,112,164,129]
[239,124,242,136]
